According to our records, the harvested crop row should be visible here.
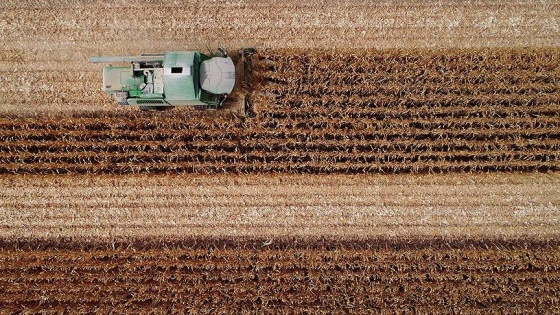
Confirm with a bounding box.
[0,238,558,313]
[2,174,558,239]
[0,48,558,174]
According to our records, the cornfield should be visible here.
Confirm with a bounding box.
[1,48,558,174]
[1,0,560,312]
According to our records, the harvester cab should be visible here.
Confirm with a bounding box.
[90,50,237,111]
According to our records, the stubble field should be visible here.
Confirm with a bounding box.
[1,0,560,312]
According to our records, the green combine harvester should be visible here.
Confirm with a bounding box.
[90,48,253,111]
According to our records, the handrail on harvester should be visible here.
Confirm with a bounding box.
[89,55,165,63]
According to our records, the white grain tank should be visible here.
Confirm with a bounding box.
[199,57,236,94]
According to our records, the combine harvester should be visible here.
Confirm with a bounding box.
[90,48,255,113]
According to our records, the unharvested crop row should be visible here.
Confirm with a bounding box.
[265,78,559,96]
[258,108,559,125]
[2,112,557,132]
[0,122,557,173]
[249,48,560,173]
[2,116,557,136]
[2,121,558,143]
[0,160,554,175]
[2,137,558,155]
[255,49,560,101]
[2,147,556,162]
[264,92,559,110]
[0,142,556,175]
[261,52,559,72]
[1,127,557,149]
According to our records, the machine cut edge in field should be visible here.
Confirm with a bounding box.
[89,48,256,116]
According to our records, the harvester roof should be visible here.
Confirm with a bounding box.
[163,52,198,101]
